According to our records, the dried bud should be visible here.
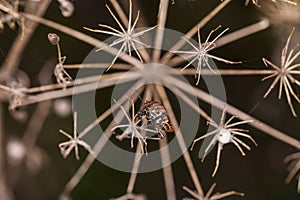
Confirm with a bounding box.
[48,33,60,45]
[58,0,75,17]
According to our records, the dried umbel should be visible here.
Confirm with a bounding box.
[58,112,94,160]
[191,107,257,177]
[183,183,244,200]
[3,0,300,199]
[172,26,241,85]
[111,99,161,155]
[84,0,156,71]
[261,27,300,117]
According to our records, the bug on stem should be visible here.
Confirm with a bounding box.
[137,100,174,139]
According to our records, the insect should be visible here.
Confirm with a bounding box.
[137,100,174,139]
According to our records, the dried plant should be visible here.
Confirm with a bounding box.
[84,0,156,70]
[0,82,26,110]
[191,107,257,177]
[0,0,23,30]
[284,151,300,193]
[172,26,241,85]
[182,183,244,200]
[58,112,94,160]
[111,99,160,155]
[48,33,72,89]
[262,27,300,117]
[1,0,300,200]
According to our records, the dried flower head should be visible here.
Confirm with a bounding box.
[183,183,244,200]
[172,26,241,85]
[84,0,156,71]
[58,112,94,160]
[262,27,300,117]
[111,99,160,155]
[191,107,257,177]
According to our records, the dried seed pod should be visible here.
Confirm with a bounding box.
[48,33,60,45]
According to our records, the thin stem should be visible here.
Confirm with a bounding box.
[17,72,141,108]
[78,80,145,139]
[215,19,270,48]
[0,0,51,78]
[152,0,169,62]
[25,74,99,94]
[0,3,20,19]
[126,85,151,194]
[162,79,214,123]
[177,68,275,76]
[155,84,204,197]
[63,63,133,70]
[126,145,142,194]
[153,87,176,200]
[159,137,176,200]
[210,190,244,200]
[22,101,52,146]
[60,82,143,199]
[110,0,129,27]
[160,0,231,63]
[21,13,142,67]
[25,71,131,94]
[168,75,300,149]
[109,0,151,63]
[182,186,202,199]
[0,102,14,200]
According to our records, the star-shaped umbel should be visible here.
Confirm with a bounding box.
[262,27,300,117]
[58,112,94,160]
[84,0,156,71]
[182,183,244,200]
[111,100,160,155]
[191,107,257,177]
[172,26,241,85]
